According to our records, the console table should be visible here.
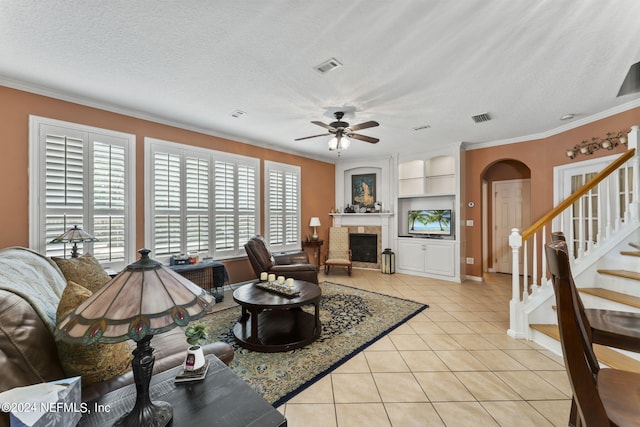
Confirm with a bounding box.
[169,261,228,302]
[79,355,286,427]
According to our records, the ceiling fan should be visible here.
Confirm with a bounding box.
[295,112,379,151]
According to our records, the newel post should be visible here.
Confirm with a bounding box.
[629,125,640,222]
[508,228,525,338]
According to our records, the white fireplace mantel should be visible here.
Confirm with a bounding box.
[330,213,394,250]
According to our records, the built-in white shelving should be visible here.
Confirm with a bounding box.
[396,145,463,282]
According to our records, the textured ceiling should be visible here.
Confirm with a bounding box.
[1,1,640,163]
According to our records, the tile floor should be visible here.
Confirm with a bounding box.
[216,270,572,426]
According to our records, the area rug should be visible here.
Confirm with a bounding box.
[200,281,427,407]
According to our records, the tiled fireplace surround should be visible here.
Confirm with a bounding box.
[330,213,393,270]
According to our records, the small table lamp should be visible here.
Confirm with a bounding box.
[309,217,321,241]
[55,249,214,427]
[50,225,98,258]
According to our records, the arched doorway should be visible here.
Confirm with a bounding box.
[481,159,531,274]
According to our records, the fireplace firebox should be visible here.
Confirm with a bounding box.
[349,233,378,263]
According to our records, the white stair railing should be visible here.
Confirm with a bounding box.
[508,125,640,339]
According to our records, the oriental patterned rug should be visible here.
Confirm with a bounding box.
[200,281,427,407]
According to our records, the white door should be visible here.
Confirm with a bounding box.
[493,179,531,273]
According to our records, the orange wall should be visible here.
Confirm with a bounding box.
[0,85,335,282]
[464,107,640,277]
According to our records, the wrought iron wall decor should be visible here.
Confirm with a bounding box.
[566,130,628,159]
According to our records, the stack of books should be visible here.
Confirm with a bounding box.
[174,360,210,383]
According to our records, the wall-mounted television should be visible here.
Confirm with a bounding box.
[408,209,452,236]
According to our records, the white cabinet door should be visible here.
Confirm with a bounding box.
[425,241,455,276]
[398,239,425,272]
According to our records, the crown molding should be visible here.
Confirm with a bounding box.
[0,77,337,164]
[465,97,640,151]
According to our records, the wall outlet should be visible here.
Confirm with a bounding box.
[466,257,474,264]
[357,226,364,233]
[466,220,474,226]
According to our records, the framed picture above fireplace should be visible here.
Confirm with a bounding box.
[352,173,376,208]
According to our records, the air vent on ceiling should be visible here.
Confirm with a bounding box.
[618,61,640,97]
[471,112,491,123]
[314,57,343,74]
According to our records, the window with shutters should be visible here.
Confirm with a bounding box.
[145,138,259,262]
[265,161,301,253]
[29,116,135,270]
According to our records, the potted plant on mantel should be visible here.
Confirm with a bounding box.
[184,322,208,371]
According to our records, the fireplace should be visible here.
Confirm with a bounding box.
[349,233,378,263]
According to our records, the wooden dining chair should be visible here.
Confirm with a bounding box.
[545,240,640,427]
[550,231,640,353]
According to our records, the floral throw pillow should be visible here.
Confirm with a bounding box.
[55,281,133,386]
[52,253,111,292]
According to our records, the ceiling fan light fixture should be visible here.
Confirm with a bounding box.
[340,136,351,150]
[328,137,338,151]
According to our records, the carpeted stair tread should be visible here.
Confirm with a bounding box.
[530,324,640,373]
[578,287,640,309]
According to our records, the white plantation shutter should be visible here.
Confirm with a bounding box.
[265,161,301,252]
[153,151,182,256]
[92,141,127,263]
[238,164,257,247]
[186,156,209,253]
[214,160,235,252]
[29,117,135,270]
[145,138,259,261]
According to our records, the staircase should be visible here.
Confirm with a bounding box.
[508,125,640,370]
[531,243,640,371]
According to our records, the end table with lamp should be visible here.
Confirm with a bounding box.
[301,239,323,267]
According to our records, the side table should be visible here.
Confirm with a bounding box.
[169,262,228,302]
[301,239,323,266]
[79,355,286,427]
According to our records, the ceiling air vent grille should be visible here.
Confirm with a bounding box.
[471,113,491,123]
[314,57,343,74]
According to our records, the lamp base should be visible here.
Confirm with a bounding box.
[115,335,173,427]
[114,400,172,427]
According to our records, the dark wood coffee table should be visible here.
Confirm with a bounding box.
[232,280,321,352]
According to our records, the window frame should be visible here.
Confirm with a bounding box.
[144,137,260,263]
[28,115,136,270]
[264,160,302,253]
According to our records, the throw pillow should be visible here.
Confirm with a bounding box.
[52,253,111,292]
[55,280,132,386]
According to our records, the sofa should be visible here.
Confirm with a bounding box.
[0,247,234,427]
[244,236,319,284]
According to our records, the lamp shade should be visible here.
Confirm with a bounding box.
[56,248,214,345]
[50,225,98,258]
[309,217,321,227]
[50,225,98,244]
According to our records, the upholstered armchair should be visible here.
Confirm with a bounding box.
[244,236,319,284]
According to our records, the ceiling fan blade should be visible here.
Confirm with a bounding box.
[311,121,336,131]
[294,133,329,141]
[349,120,379,131]
[349,133,379,144]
